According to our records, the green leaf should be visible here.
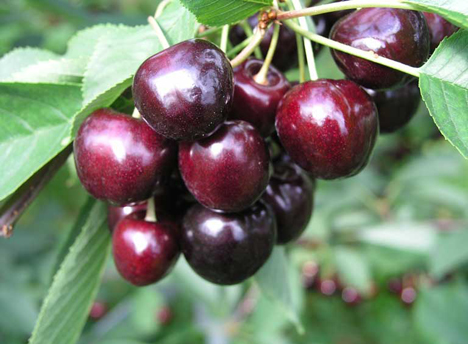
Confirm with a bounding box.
[5,58,86,84]
[254,247,304,334]
[72,0,198,135]
[419,30,468,158]
[29,200,110,344]
[65,25,117,60]
[415,283,468,344]
[357,222,437,253]
[430,230,468,278]
[0,47,58,80]
[0,83,82,201]
[403,0,468,29]
[334,247,373,295]
[180,0,272,26]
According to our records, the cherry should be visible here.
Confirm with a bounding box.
[262,161,314,244]
[423,12,458,52]
[181,202,276,285]
[133,39,234,141]
[74,109,177,205]
[112,217,180,286]
[179,120,270,213]
[229,58,291,137]
[276,79,378,179]
[366,81,420,133]
[330,8,430,90]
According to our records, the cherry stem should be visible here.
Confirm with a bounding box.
[276,0,416,21]
[154,0,171,17]
[231,27,266,68]
[296,33,306,83]
[289,0,318,81]
[220,25,230,53]
[145,197,157,222]
[227,36,253,58]
[0,145,72,238]
[241,21,263,59]
[132,108,141,119]
[254,23,280,85]
[148,16,170,49]
[285,20,421,77]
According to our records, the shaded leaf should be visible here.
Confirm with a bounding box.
[403,0,468,29]
[430,230,468,278]
[29,201,110,344]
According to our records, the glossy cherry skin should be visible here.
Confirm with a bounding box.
[179,120,270,213]
[112,217,180,286]
[262,161,314,244]
[181,202,276,285]
[330,8,430,90]
[74,109,177,205]
[423,13,458,52]
[133,39,234,141]
[107,203,147,232]
[366,81,420,133]
[230,58,291,137]
[276,79,378,179]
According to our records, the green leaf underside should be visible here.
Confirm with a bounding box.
[0,48,58,80]
[180,0,272,26]
[29,200,110,344]
[254,247,304,334]
[403,0,468,29]
[419,30,468,158]
[0,83,82,201]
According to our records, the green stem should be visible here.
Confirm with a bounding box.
[277,0,417,20]
[296,33,306,83]
[154,0,171,17]
[254,23,280,85]
[231,27,266,68]
[148,16,170,49]
[197,26,223,38]
[220,25,230,53]
[241,21,263,59]
[285,20,420,77]
[145,197,157,222]
[291,0,318,80]
[227,36,253,58]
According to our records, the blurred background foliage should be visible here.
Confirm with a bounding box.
[1,1,468,344]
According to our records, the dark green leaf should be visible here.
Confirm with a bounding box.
[29,201,110,344]
[254,247,304,334]
[180,0,272,26]
[0,83,82,201]
[415,283,468,344]
[403,0,468,29]
[430,230,468,278]
[419,30,468,158]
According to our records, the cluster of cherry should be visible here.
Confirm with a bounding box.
[73,5,457,287]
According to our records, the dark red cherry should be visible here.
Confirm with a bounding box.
[181,202,276,285]
[276,79,378,179]
[133,39,234,141]
[179,120,270,213]
[330,8,430,90]
[366,81,420,133]
[74,109,177,205]
[230,58,291,137]
[112,217,180,286]
[262,161,314,244]
[423,12,458,52]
